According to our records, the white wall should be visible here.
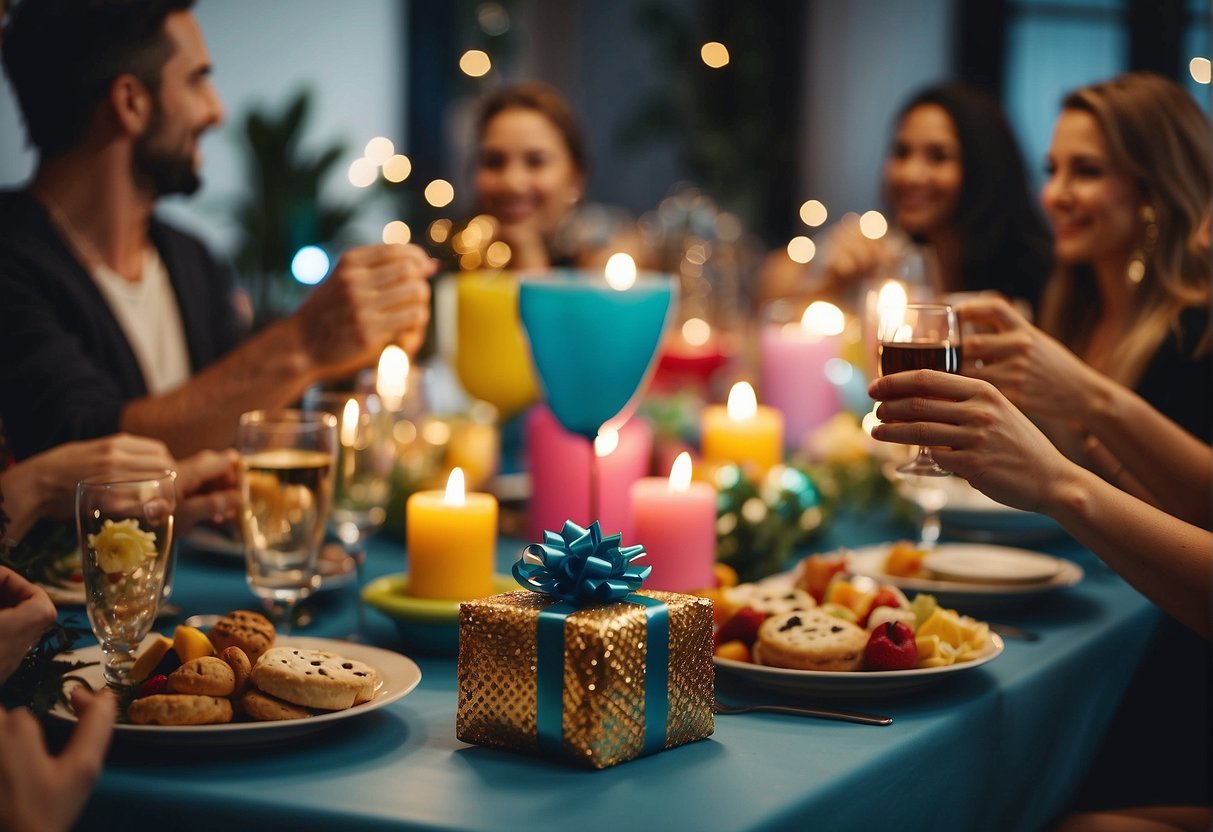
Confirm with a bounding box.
[0,0,407,258]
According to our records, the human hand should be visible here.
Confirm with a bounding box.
[821,215,895,285]
[15,434,177,526]
[0,567,56,683]
[295,243,437,373]
[0,687,115,832]
[867,369,1072,513]
[173,448,240,534]
[956,296,1102,421]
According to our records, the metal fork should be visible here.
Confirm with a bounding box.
[713,699,893,726]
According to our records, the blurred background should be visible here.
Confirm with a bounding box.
[0,0,1208,299]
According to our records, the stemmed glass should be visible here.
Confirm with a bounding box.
[518,266,677,521]
[237,409,337,634]
[877,302,960,477]
[76,471,176,685]
[453,271,540,422]
[306,391,394,640]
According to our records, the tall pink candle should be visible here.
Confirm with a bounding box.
[526,406,653,542]
[760,301,844,450]
[630,452,716,592]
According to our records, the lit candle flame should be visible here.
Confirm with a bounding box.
[800,301,845,337]
[861,404,881,436]
[604,252,637,291]
[594,427,620,457]
[444,466,466,507]
[669,451,693,492]
[876,280,908,341]
[726,381,758,421]
[340,398,359,447]
[376,345,409,411]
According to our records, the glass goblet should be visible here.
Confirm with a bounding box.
[877,302,960,477]
[237,409,337,634]
[518,268,677,520]
[306,391,394,640]
[76,471,177,686]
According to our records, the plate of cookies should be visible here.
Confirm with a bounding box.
[704,573,1005,698]
[50,611,421,745]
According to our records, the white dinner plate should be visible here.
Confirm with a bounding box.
[922,548,1062,584]
[49,636,421,745]
[714,634,1004,698]
[837,543,1083,611]
[936,479,1064,540]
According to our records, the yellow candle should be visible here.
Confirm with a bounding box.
[406,467,497,600]
[701,381,783,473]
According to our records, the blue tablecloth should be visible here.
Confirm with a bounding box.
[62,512,1158,832]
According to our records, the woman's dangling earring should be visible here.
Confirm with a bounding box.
[1126,204,1158,285]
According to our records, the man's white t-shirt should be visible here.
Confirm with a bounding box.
[91,248,191,394]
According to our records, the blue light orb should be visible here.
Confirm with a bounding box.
[291,246,330,285]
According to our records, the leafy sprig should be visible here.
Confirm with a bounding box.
[0,521,78,586]
[0,617,96,717]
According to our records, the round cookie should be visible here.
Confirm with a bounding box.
[210,610,276,663]
[727,584,817,616]
[240,688,312,721]
[754,609,867,672]
[128,694,233,725]
[220,646,253,696]
[167,656,236,696]
[252,647,378,711]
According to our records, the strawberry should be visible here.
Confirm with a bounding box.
[136,674,168,698]
[715,606,767,647]
[859,587,905,628]
[863,621,918,671]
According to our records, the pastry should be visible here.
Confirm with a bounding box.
[128,694,233,725]
[753,609,867,671]
[219,646,253,696]
[727,584,816,616]
[167,656,235,696]
[210,610,276,663]
[251,647,377,711]
[240,688,312,721]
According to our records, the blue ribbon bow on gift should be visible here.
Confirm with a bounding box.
[513,519,651,603]
[513,520,670,760]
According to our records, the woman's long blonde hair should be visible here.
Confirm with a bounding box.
[1038,72,1211,387]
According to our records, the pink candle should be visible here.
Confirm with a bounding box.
[526,406,653,542]
[760,301,844,450]
[630,452,716,592]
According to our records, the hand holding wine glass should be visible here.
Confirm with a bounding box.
[237,410,337,634]
[877,303,960,476]
[76,471,176,685]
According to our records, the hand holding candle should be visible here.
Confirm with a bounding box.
[701,381,783,475]
[630,452,716,592]
[406,467,497,600]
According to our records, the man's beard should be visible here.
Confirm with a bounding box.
[133,112,202,197]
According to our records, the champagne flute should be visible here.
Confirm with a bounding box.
[877,302,960,476]
[306,391,394,640]
[76,471,176,685]
[237,409,337,634]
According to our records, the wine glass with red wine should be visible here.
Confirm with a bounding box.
[877,303,960,476]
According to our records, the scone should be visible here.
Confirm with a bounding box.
[128,694,234,725]
[251,647,378,711]
[240,688,312,721]
[753,609,867,671]
[727,584,817,616]
[167,656,236,696]
[210,610,276,663]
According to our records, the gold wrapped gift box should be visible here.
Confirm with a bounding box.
[457,589,715,769]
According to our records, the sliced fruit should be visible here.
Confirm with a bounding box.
[713,562,739,589]
[799,552,847,603]
[884,540,927,578]
[172,625,216,664]
[715,606,766,647]
[714,640,751,663]
[130,635,174,682]
[824,579,876,622]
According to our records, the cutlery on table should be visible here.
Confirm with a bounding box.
[989,622,1040,641]
[714,699,893,726]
